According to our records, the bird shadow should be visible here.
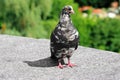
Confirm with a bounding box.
[23,57,58,67]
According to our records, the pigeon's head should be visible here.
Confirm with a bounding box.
[62,5,74,15]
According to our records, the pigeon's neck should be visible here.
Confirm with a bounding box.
[59,13,71,27]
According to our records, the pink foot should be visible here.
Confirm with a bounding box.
[67,59,76,67]
[58,63,64,69]
[67,63,76,67]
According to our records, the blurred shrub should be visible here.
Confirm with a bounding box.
[76,16,120,52]
[42,20,57,38]
[90,18,120,52]
[0,0,52,37]
[73,15,98,47]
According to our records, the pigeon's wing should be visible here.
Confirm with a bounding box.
[50,24,64,59]
[50,30,58,59]
[68,33,79,49]
[75,36,79,50]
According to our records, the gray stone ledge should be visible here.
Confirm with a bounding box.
[0,35,120,80]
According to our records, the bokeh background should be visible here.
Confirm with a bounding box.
[0,0,120,53]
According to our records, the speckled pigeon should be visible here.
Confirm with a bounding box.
[50,5,79,69]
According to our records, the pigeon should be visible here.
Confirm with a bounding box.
[50,5,79,69]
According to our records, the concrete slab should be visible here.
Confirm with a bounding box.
[0,35,120,80]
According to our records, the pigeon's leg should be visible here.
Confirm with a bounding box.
[67,57,76,67]
[58,58,64,69]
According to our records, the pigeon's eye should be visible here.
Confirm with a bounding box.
[68,8,71,10]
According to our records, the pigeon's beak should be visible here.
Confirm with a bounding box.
[70,9,74,14]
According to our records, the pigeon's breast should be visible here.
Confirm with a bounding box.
[61,28,79,41]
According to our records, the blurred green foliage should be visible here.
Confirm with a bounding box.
[0,0,52,37]
[89,18,120,52]
[0,0,120,53]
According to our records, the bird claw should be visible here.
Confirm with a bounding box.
[67,63,76,67]
[58,64,63,69]
[58,65,64,69]
[57,63,76,68]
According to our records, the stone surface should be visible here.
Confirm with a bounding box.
[0,35,120,80]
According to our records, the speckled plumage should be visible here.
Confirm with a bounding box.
[50,5,79,68]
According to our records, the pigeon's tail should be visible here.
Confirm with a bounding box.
[50,55,58,60]
[50,49,56,59]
